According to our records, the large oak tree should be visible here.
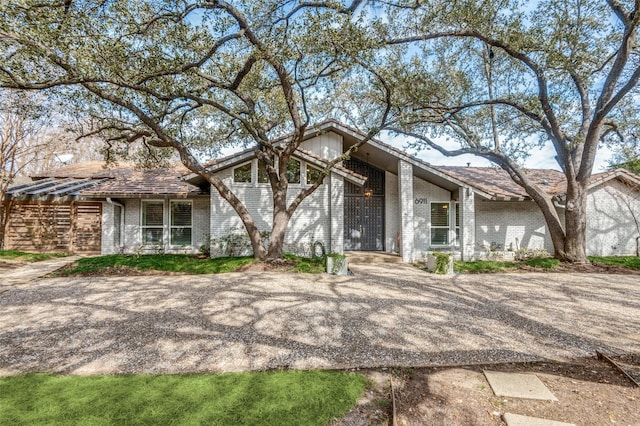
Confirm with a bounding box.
[378,0,640,262]
[0,0,390,259]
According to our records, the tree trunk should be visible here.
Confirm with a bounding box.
[266,188,291,259]
[562,181,589,263]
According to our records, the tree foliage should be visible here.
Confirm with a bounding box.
[375,0,640,262]
[0,0,390,259]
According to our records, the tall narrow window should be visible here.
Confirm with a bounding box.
[142,201,164,245]
[306,165,323,185]
[233,163,252,183]
[258,158,272,183]
[286,158,301,184]
[170,201,192,246]
[430,202,449,246]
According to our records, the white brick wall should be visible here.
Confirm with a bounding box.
[412,176,451,259]
[587,180,640,256]
[475,200,555,254]
[329,175,344,253]
[210,163,333,256]
[460,187,476,261]
[398,160,414,262]
[108,197,209,254]
[100,201,114,254]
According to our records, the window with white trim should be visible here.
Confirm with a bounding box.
[233,162,252,183]
[141,200,164,245]
[306,164,323,185]
[257,160,269,183]
[430,202,450,245]
[170,200,192,246]
[286,158,301,184]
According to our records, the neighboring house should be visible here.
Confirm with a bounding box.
[3,120,640,260]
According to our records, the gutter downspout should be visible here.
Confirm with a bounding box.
[106,198,125,249]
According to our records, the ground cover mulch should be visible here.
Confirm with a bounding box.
[338,355,640,426]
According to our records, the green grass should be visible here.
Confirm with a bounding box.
[454,257,560,273]
[0,250,68,263]
[55,253,328,276]
[454,260,519,273]
[589,256,640,270]
[0,370,367,426]
[524,257,560,269]
[283,253,326,273]
[55,254,256,276]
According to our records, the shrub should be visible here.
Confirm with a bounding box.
[515,247,550,261]
[433,252,451,274]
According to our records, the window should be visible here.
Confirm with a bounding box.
[170,201,192,246]
[233,163,252,183]
[430,202,450,245]
[306,165,323,185]
[286,158,301,184]
[257,159,271,183]
[142,201,164,245]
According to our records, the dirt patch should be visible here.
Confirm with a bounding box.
[337,356,640,426]
[0,260,22,271]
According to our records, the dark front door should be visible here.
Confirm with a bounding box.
[344,158,384,251]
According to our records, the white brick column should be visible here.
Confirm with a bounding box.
[101,201,114,255]
[459,186,476,261]
[329,174,344,253]
[398,160,414,262]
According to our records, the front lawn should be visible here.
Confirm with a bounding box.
[54,254,256,276]
[0,250,68,263]
[0,370,367,426]
[454,256,640,273]
[54,253,327,276]
[283,253,326,273]
[454,257,560,273]
[589,256,640,270]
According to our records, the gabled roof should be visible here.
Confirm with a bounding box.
[588,168,640,190]
[6,177,109,198]
[433,166,640,201]
[433,166,567,201]
[22,161,207,198]
[81,167,208,198]
[12,122,639,201]
[187,143,367,185]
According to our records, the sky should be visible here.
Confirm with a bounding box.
[218,130,616,173]
[377,132,616,172]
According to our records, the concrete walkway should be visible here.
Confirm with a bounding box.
[1,263,639,375]
[1,256,79,287]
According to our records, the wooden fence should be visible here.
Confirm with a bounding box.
[3,201,102,254]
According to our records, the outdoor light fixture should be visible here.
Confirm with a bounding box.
[364,153,374,198]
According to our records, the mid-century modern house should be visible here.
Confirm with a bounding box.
[3,120,640,261]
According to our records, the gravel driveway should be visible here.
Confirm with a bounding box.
[1,264,639,375]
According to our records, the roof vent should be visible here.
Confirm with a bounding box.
[541,179,549,185]
[466,162,470,167]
